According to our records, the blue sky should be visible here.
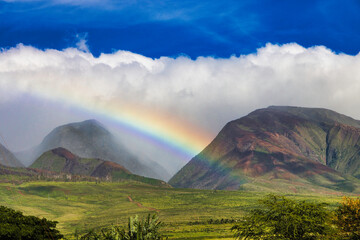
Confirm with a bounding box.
[1,0,359,58]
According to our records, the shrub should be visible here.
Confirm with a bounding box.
[78,213,166,240]
[0,205,63,240]
[231,194,331,240]
[334,196,360,239]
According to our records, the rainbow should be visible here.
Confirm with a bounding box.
[29,87,213,160]
[8,74,246,189]
[21,88,246,188]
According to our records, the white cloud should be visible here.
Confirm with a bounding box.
[1,42,360,172]
[75,33,89,53]
[1,43,360,132]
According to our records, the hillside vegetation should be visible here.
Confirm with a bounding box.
[30,147,169,187]
[0,181,346,239]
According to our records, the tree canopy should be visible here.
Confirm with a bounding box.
[0,205,63,240]
[78,213,166,240]
[231,194,331,240]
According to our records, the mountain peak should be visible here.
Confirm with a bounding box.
[248,106,360,129]
[17,119,168,180]
[170,106,360,192]
[51,147,78,161]
[66,119,110,134]
[79,119,104,127]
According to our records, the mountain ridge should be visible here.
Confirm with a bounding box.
[30,147,169,187]
[16,120,171,180]
[0,143,23,167]
[169,106,360,191]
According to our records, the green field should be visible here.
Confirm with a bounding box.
[0,180,347,239]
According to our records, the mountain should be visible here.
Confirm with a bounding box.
[169,106,360,191]
[0,143,23,167]
[17,120,170,180]
[31,147,169,187]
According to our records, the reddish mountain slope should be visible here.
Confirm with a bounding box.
[31,147,168,187]
[17,119,171,180]
[169,106,360,191]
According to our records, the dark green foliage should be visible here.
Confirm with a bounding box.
[0,205,63,240]
[78,214,166,240]
[231,195,331,240]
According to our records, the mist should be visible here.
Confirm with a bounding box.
[1,42,360,172]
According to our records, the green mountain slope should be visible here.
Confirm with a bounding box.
[0,143,23,167]
[17,119,170,180]
[169,106,360,191]
[326,124,360,177]
[31,147,169,187]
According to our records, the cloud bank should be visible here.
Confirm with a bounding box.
[1,43,360,163]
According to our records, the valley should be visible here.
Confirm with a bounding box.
[1,106,360,239]
[1,2,359,238]
[0,180,345,239]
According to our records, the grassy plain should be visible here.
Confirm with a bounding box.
[0,180,347,239]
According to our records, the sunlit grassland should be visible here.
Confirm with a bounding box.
[0,181,346,239]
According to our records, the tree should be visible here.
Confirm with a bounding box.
[0,205,63,240]
[334,196,360,239]
[78,213,166,240]
[125,214,164,240]
[231,194,331,240]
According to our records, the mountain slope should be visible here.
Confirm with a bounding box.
[31,147,169,187]
[326,124,360,178]
[0,143,23,167]
[17,120,170,180]
[169,106,360,191]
